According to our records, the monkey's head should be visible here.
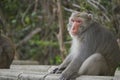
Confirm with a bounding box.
[67,12,93,38]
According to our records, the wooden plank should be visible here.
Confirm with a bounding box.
[17,73,59,80]
[12,60,39,65]
[0,69,51,80]
[76,76,113,80]
[0,76,16,80]
[10,65,51,72]
[0,71,114,80]
[0,65,119,80]
[0,69,115,80]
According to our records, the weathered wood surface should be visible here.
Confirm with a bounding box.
[10,65,51,72]
[0,65,119,80]
[12,60,39,65]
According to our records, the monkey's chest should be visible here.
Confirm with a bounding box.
[71,39,81,55]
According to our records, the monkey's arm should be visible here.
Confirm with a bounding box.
[60,41,95,80]
[53,53,73,74]
[59,54,73,70]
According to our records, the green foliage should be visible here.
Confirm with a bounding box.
[25,16,30,24]
[29,40,58,47]
[55,55,62,64]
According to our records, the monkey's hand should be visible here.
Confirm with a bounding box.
[55,67,65,74]
[51,67,65,74]
[52,67,59,73]
[48,66,62,74]
[48,66,58,73]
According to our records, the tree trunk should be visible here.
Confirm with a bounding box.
[57,0,66,60]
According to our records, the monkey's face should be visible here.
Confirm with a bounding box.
[67,12,93,38]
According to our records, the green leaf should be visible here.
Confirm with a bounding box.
[25,16,30,24]
[11,19,17,24]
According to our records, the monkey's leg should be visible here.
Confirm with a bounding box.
[78,53,109,76]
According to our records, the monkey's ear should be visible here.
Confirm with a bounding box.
[87,14,93,20]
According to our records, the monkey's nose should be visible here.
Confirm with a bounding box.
[71,22,79,35]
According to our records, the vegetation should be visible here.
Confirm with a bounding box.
[0,0,120,64]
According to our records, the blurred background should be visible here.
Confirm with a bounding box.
[0,0,120,65]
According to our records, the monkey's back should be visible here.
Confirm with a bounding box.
[88,22,120,71]
[0,35,15,68]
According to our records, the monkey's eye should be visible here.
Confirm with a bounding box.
[76,20,82,23]
[71,19,74,22]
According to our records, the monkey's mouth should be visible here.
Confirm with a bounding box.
[71,31,78,36]
[71,29,78,35]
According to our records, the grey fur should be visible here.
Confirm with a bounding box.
[55,12,120,80]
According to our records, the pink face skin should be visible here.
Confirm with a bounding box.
[68,12,93,38]
[70,19,82,35]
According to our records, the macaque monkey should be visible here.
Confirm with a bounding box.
[0,34,15,68]
[51,12,120,80]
